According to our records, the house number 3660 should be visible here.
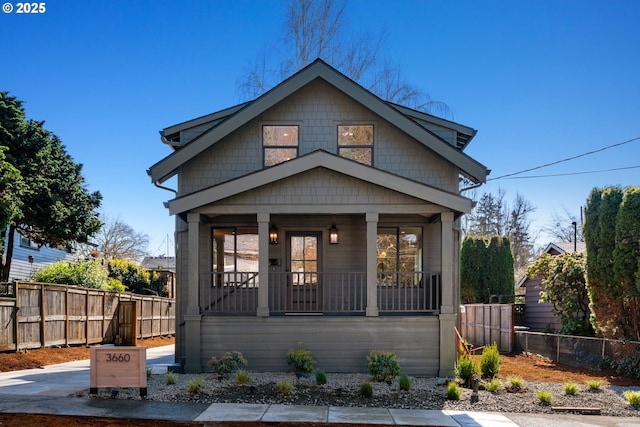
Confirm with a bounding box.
[105,353,131,362]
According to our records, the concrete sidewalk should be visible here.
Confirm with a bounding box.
[0,345,638,426]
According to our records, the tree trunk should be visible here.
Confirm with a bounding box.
[1,225,15,282]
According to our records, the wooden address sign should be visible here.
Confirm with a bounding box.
[90,346,147,397]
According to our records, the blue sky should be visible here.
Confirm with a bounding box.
[2,0,639,257]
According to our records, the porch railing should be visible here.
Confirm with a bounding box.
[200,271,441,315]
[201,272,259,314]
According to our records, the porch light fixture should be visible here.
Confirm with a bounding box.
[329,224,339,244]
[269,224,278,245]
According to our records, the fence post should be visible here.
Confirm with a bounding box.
[40,283,46,348]
[556,335,560,363]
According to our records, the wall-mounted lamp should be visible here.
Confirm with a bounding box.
[28,255,34,264]
[269,224,278,245]
[329,224,339,244]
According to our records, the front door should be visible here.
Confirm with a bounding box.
[287,232,322,312]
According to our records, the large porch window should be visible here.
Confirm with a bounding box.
[203,227,259,313]
[376,227,423,286]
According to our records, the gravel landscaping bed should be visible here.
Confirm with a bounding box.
[75,371,640,417]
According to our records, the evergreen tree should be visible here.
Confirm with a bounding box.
[0,92,102,281]
[460,236,514,303]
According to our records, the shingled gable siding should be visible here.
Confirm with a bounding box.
[178,79,458,196]
[200,316,440,375]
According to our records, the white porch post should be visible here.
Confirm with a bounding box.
[439,211,456,377]
[366,212,379,317]
[185,213,202,373]
[257,213,270,317]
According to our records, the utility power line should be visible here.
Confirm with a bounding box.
[488,135,640,181]
[498,165,640,180]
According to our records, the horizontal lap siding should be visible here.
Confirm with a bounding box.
[201,316,439,376]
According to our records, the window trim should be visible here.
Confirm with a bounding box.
[337,124,374,166]
[262,124,299,167]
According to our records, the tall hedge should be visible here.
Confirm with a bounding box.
[584,186,640,339]
[461,236,514,303]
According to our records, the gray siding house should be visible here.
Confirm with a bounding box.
[517,242,586,332]
[2,228,76,281]
[148,59,489,376]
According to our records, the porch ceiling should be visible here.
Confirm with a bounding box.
[167,150,473,215]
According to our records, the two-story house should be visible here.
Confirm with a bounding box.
[147,59,489,376]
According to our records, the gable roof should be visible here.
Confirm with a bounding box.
[148,59,489,185]
[517,241,586,288]
[166,150,474,216]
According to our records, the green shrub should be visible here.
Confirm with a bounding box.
[536,389,553,405]
[187,378,204,393]
[586,380,602,391]
[315,370,327,385]
[483,378,501,393]
[398,374,411,391]
[208,351,247,377]
[480,343,501,379]
[445,381,461,400]
[33,259,108,289]
[107,259,152,294]
[286,342,316,374]
[236,370,250,385]
[455,354,478,386]
[506,375,524,392]
[276,380,293,395]
[624,390,640,406]
[563,381,579,395]
[367,350,402,382]
[359,382,373,398]
[165,372,177,385]
[106,277,126,293]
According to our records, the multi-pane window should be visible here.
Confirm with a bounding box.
[263,125,298,166]
[338,125,373,165]
[376,227,423,286]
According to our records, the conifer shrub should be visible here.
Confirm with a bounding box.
[455,354,478,387]
[480,343,501,379]
[367,350,402,382]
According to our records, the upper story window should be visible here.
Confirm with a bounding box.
[263,125,298,167]
[338,125,373,165]
[20,235,40,250]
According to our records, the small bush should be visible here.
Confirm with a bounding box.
[315,370,327,385]
[586,380,602,391]
[483,378,501,393]
[276,380,293,395]
[506,375,524,392]
[165,372,177,385]
[623,390,640,406]
[445,381,461,400]
[398,374,411,391]
[536,389,553,405]
[480,343,501,379]
[367,350,402,382]
[286,342,316,374]
[208,351,247,377]
[187,378,204,393]
[359,382,373,398]
[236,370,251,385]
[563,381,579,395]
[455,355,478,386]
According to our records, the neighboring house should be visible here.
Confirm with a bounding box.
[1,228,76,281]
[140,256,176,298]
[147,59,489,375]
[517,242,586,332]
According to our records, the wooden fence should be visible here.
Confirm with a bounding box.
[0,282,175,351]
[459,304,514,353]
